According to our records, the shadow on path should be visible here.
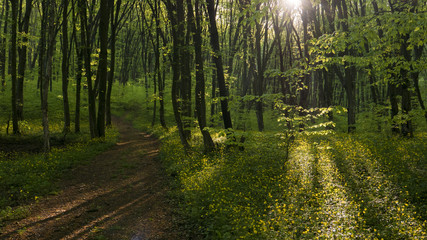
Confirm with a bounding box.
[1,116,184,240]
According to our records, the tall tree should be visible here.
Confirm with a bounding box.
[16,0,33,120]
[62,0,71,133]
[96,0,110,137]
[73,0,82,133]
[181,0,192,140]
[10,0,19,134]
[164,0,190,150]
[190,0,215,152]
[79,0,97,138]
[106,0,122,127]
[206,0,233,130]
[39,0,57,152]
[0,0,7,91]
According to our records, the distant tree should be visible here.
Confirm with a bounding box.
[0,0,7,91]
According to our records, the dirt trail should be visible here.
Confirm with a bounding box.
[1,116,184,240]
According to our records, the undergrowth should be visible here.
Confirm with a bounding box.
[0,129,118,225]
[116,86,427,239]
[0,78,119,225]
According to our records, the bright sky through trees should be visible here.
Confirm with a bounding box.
[282,0,302,9]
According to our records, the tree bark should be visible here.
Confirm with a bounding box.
[73,1,82,133]
[207,0,233,130]
[16,0,32,120]
[62,0,70,133]
[106,0,122,127]
[254,3,265,132]
[191,0,215,152]
[96,0,110,137]
[0,0,7,91]
[180,0,192,139]
[164,0,190,150]
[10,0,19,134]
[79,0,97,138]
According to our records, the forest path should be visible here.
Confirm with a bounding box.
[1,116,184,240]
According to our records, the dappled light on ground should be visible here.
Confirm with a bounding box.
[161,129,427,239]
[1,116,183,240]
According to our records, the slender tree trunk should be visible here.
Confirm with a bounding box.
[299,0,311,111]
[154,0,166,129]
[73,1,82,133]
[79,0,96,138]
[206,0,233,130]
[16,0,32,120]
[164,0,190,150]
[389,83,400,134]
[338,0,357,133]
[96,0,110,138]
[0,0,7,91]
[399,34,413,137]
[191,0,214,152]
[10,0,19,134]
[106,0,121,127]
[180,0,191,139]
[210,67,216,126]
[75,39,82,133]
[254,3,264,132]
[62,0,70,133]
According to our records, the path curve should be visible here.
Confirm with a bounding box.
[1,116,182,240]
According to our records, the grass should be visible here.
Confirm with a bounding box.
[0,74,118,225]
[1,75,426,239]
[115,84,427,239]
[154,131,426,239]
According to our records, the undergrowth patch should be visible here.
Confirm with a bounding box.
[0,128,118,225]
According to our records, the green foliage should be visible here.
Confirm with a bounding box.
[0,71,119,224]
[107,83,427,239]
[161,129,288,239]
[0,130,117,222]
[154,127,427,239]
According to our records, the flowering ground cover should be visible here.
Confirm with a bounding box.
[159,129,427,239]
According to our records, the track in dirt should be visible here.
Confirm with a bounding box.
[1,116,184,240]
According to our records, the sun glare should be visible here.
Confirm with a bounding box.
[282,0,302,10]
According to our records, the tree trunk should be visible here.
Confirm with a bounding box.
[96,0,110,138]
[73,1,82,133]
[206,0,233,130]
[10,0,19,134]
[154,0,166,129]
[106,0,121,127]
[411,44,427,123]
[338,0,357,133]
[0,0,7,91]
[75,37,82,133]
[79,0,96,138]
[254,3,264,132]
[164,0,190,150]
[191,0,214,152]
[399,34,413,137]
[389,83,400,134]
[16,0,32,120]
[179,0,191,139]
[62,0,70,133]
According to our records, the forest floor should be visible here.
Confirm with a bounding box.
[1,116,187,240]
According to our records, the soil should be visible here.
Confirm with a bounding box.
[0,116,189,240]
